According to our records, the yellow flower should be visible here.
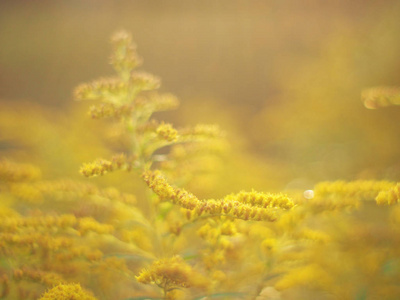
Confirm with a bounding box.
[79,154,133,177]
[0,159,41,182]
[136,256,208,290]
[110,30,142,77]
[156,123,178,142]
[88,103,133,119]
[311,180,395,210]
[362,86,400,109]
[224,190,294,210]
[78,217,114,236]
[79,159,113,177]
[376,183,400,205]
[39,283,97,300]
[143,170,292,222]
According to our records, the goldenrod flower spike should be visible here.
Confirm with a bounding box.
[156,123,178,142]
[376,183,400,205]
[130,71,161,91]
[311,180,396,211]
[80,154,134,177]
[143,170,292,222]
[224,190,294,210]
[0,159,41,182]
[87,93,179,121]
[39,283,98,300]
[136,256,208,292]
[74,77,133,104]
[79,159,113,177]
[362,86,400,109]
[88,103,134,119]
[179,124,225,141]
[142,170,197,209]
[314,180,394,199]
[110,30,142,79]
[0,214,77,231]
[13,268,64,287]
[6,177,137,208]
[74,74,160,105]
[78,217,114,236]
[76,72,160,105]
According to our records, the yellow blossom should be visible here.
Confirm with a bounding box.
[179,124,225,141]
[224,190,294,210]
[80,159,113,177]
[311,180,395,210]
[13,268,64,287]
[143,170,292,222]
[156,123,178,142]
[110,30,142,77]
[79,154,133,177]
[39,283,97,300]
[136,256,208,290]
[88,103,134,119]
[376,183,400,205]
[314,180,394,200]
[78,217,114,236]
[74,77,128,103]
[362,86,400,109]
[0,159,41,182]
[10,183,43,203]
[130,71,161,91]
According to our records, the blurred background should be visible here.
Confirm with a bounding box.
[1,0,400,194]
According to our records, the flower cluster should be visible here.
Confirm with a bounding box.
[143,170,293,221]
[109,31,142,76]
[310,180,395,210]
[38,283,97,300]
[362,86,400,109]
[13,268,64,287]
[88,103,134,119]
[224,190,294,210]
[196,218,238,271]
[75,31,225,179]
[376,183,400,205]
[4,177,136,208]
[0,159,41,182]
[80,154,134,177]
[156,123,179,142]
[136,256,208,291]
[0,158,147,299]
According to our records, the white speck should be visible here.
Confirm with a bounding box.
[303,190,314,199]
